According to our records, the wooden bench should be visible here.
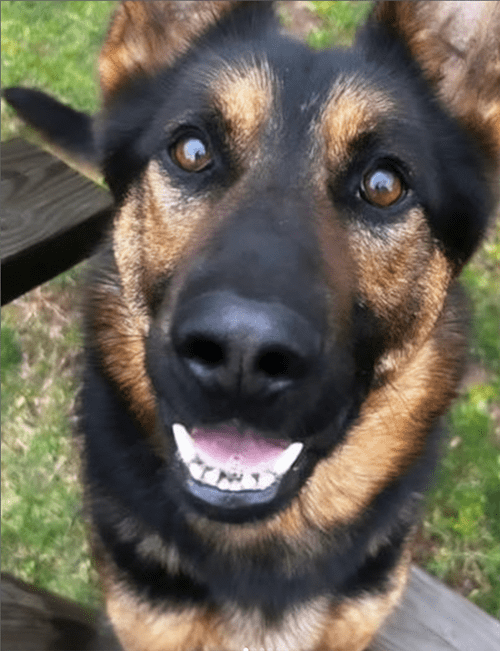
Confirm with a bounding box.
[1,138,112,305]
[2,139,500,651]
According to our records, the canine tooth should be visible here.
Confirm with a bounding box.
[188,462,204,481]
[273,442,303,475]
[172,423,196,463]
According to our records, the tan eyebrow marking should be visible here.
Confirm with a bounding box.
[210,61,276,159]
[319,77,395,167]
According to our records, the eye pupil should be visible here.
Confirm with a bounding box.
[171,136,212,172]
[362,167,404,207]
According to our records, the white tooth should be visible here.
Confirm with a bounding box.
[218,477,231,490]
[242,473,258,490]
[188,461,204,480]
[273,442,303,476]
[172,423,196,463]
[258,471,276,490]
[204,468,220,486]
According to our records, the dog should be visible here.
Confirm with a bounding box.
[5,2,500,649]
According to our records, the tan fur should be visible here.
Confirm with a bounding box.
[300,302,465,531]
[88,160,213,440]
[139,162,213,291]
[211,62,276,163]
[103,554,409,651]
[317,554,410,651]
[106,592,223,651]
[86,276,156,436]
[320,79,394,170]
[99,1,235,99]
[374,1,500,161]
[348,210,454,351]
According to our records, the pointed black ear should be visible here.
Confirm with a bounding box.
[3,87,98,165]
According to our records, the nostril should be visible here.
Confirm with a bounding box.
[256,348,307,381]
[172,292,322,394]
[180,336,225,367]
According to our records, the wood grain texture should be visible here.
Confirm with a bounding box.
[1,139,113,304]
[370,566,500,651]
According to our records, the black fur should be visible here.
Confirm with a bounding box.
[84,0,488,616]
[4,2,497,646]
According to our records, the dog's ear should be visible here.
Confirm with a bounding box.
[373,1,500,165]
[2,87,98,166]
[99,1,260,101]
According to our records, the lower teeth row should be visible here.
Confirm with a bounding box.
[188,459,277,491]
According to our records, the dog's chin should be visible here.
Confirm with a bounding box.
[168,421,309,523]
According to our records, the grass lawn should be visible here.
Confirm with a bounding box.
[2,1,499,618]
[1,0,115,608]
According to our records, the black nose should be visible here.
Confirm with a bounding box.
[172,291,322,397]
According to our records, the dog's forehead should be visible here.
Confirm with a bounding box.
[319,79,395,165]
[208,58,276,152]
[204,50,394,164]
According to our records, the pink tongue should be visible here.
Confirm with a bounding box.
[191,425,288,470]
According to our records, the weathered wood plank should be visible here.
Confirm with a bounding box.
[1,572,121,651]
[1,139,113,305]
[370,566,500,651]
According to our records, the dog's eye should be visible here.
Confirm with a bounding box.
[171,136,212,172]
[361,167,405,207]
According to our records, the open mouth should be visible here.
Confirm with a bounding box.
[172,423,303,494]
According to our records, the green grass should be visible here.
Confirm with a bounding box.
[1,268,99,607]
[307,1,372,48]
[1,0,499,618]
[1,325,22,383]
[423,384,500,616]
[417,228,500,617]
[1,0,115,141]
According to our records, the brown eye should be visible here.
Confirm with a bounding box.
[361,167,404,207]
[171,136,212,172]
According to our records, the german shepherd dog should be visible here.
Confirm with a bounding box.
[5,1,500,649]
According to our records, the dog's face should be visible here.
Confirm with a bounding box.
[6,2,500,649]
[87,0,498,531]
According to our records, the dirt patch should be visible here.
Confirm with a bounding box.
[278,1,322,40]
